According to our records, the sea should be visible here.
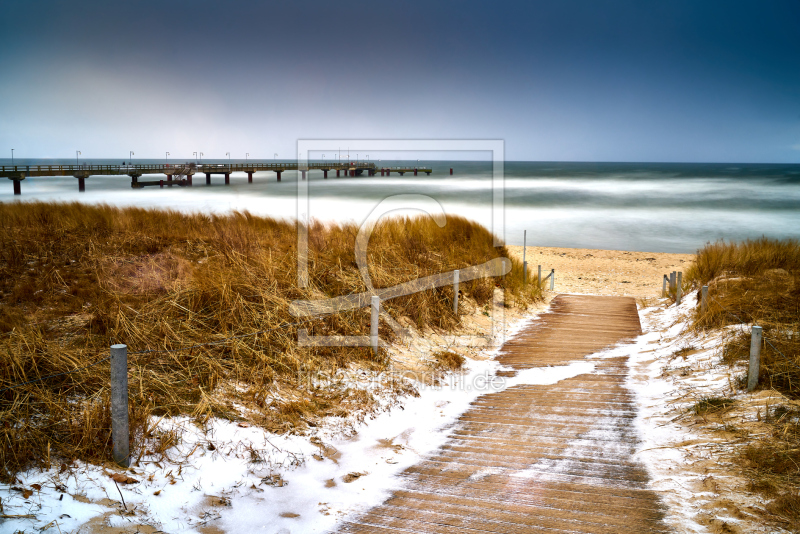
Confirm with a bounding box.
[1,159,798,253]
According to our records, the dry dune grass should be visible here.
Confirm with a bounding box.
[0,201,540,479]
[687,238,800,529]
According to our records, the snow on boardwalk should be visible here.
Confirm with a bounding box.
[337,295,670,534]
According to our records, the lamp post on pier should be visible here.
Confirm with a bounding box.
[129,151,134,164]
[11,149,14,166]
[246,153,249,162]
[193,151,197,164]
[226,152,230,171]
[166,152,170,164]
[76,151,81,166]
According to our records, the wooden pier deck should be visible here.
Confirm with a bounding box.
[336,295,669,534]
[0,161,434,195]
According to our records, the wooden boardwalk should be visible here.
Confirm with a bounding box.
[336,295,670,534]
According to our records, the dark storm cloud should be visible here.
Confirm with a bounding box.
[1,0,799,162]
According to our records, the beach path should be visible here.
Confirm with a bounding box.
[336,294,670,534]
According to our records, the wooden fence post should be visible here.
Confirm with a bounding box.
[550,269,555,291]
[522,231,527,286]
[538,265,542,289]
[662,275,668,298]
[110,344,130,467]
[676,272,683,305]
[453,270,460,314]
[371,296,380,356]
[748,326,762,391]
[701,285,708,315]
[669,271,676,298]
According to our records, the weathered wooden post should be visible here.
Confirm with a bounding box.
[676,272,683,305]
[110,344,130,467]
[370,296,380,357]
[538,265,542,289]
[550,269,555,291]
[522,230,527,286]
[662,274,668,298]
[453,270,460,314]
[669,271,676,298]
[747,326,763,392]
[701,285,708,315]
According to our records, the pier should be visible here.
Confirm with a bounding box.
[0,162,434,195]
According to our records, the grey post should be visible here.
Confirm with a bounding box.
[522,231,527,285]
[538,264,542,289]
[370,295,380,356]
[550,268,555,291]
[669,271,676,298]
[110,344,130,467]
[453,269,460,314]
[662,275,668,298]
[676,272,683,305]
[701,285,708,315]
[747,325,763,392]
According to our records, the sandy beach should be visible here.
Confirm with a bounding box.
[506,245,695,298]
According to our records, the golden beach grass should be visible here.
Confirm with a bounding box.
[0,201,540,479]
[687,238,800,528]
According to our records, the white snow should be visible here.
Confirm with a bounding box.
[0,311,594,534]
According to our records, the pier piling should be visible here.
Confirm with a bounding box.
[78,177,85,192]
[224,173,230,185]
[13,179,21,195]
[247,172,253,183]
[206,174,211,186]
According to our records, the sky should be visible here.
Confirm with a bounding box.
[1,0,799,163]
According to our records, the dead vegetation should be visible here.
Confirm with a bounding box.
[686,238,800,530]
[0,201,541,480]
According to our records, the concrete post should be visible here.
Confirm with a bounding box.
[550,269,555,291]
[538,265,542,289]
[676,272,683,305]
[371,296,380,356]
[224,173,230,185]
[13,180,21,195]
[747,326,762,392]
[701,285,709,315]
[453,270,460,314]
[110,344,130,467]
